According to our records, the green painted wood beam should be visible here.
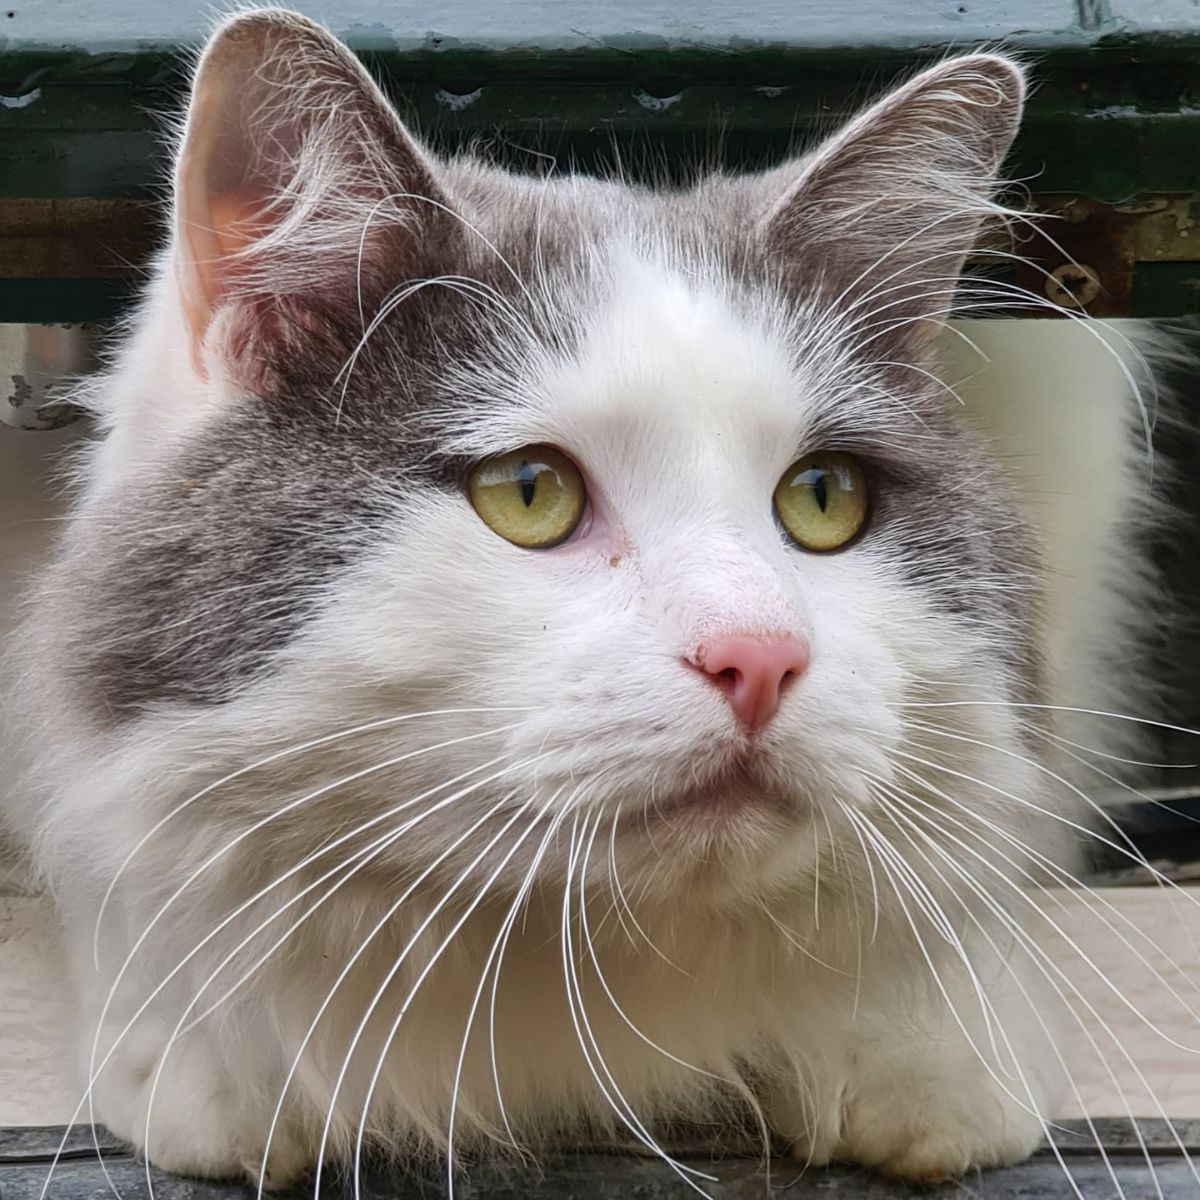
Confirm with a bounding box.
[5,0,1200,71]
[2,0,1200,319]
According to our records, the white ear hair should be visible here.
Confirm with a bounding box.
[173,7,455,390]
[760,55,1025,351]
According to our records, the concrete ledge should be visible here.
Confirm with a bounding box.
[2,1120,1200,1199]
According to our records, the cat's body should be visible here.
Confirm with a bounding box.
[0,9,1167,1187]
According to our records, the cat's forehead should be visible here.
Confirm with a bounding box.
[425,165,941,474]
[448,244,810,466]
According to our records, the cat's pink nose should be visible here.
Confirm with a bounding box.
[688,635,811,731]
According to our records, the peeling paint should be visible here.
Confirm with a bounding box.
[433,87,482,111]
[1090,103,1200,120]
[3,372,70,430]
[7,373,32,411]
[631,88,681,112]
[0,87,40,109]
[0,324,91,429]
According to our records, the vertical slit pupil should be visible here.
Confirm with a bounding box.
[813,472,828,512]
[517,461,537,508]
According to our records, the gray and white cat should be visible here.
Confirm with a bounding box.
[1,7,1167,1189]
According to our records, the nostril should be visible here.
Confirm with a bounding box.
[685,633,811,731]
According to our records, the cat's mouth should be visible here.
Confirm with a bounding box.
[641,752,792,822]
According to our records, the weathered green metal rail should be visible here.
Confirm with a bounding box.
[2,0,1200,321]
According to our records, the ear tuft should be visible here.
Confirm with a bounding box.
[761,53,1026,351]
[174,8,455,391]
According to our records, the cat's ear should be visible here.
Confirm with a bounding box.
[173,8,455,390]
[760,54,1024,351]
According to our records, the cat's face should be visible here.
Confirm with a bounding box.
[55,13,1041,905]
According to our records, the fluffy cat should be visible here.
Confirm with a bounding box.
[1,8,1167,1190]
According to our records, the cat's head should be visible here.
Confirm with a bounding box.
[54,10,1043,905]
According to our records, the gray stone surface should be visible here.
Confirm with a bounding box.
[3,1121,1200,1199]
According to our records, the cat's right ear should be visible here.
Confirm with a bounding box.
[757,55,1024,356]
[173,8,456,391]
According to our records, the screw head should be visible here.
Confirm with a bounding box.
[1045,263,1101,309]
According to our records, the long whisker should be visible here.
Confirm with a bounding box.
[558,810,716,1193]
[904,713,1187,902]
[840,800,1128,1200]
[346,798,558,1200]
[860,786,1131,1200]
[182,805,480,1037]
[886,739,1200,911]
[896,698,1200,740]
[839,803,1025,1094]
[89,740,520,1094]
[600,815,641,953]
[883,759,1200,1046]
[840,266,1157,458]
[69,739,526,1200]
[1033,725,1198,772]
[605,814,691,976]
[254,762,553,1200]
[94,706,529,965]
[335,274,534,424]
[873,775,1195,1194]
[449,790,585,1169]
[752,899,851,976]
[578,815,729,1083]
[1023,722,1200,979]
[144,786,518,1196]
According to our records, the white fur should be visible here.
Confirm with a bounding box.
[945,317,1164,748]
[6,272,1150,1184]
[0,27,1170,1192]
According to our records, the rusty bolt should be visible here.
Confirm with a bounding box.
[1045,263,1101,309]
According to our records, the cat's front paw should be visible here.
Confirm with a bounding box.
[772,1056,1046,1176]
[832,1089,1044,1181]
[90,1022,312,1187]
[783,1073,1045,1181]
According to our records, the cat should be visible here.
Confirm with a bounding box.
[0,6,1169,1190]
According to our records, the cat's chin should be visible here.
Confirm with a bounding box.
[639,755,802,826]
[606,754,818,901]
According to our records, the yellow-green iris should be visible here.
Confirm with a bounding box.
[468,445,586,548]
[774,452,869,552]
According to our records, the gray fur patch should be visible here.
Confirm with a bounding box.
[42,128,1042,721]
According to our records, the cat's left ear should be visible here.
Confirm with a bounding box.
[173,8,457,390]
[760,54,1025,350]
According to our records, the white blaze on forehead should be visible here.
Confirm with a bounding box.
[561,254,802,428]
[546,256,833,642]
[461,251,814,488]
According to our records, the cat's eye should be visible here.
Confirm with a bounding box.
[774,452,869,552]
[468,445,587,549]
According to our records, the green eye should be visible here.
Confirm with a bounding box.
[774,452,869,552]
[468,445,587,549]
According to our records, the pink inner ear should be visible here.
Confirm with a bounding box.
[178,183,271,378]
[171,11,458,390]
[208,193,271,260]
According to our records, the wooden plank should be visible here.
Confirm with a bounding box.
[2,195,1193,322]
[0,198,156,278]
